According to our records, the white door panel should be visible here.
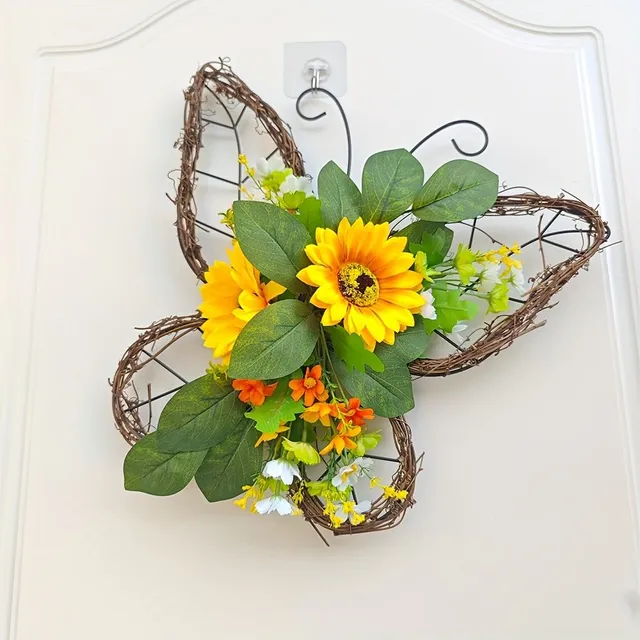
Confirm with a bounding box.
[2,1,639,639]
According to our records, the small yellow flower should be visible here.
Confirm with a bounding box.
[380,485,409,501]
[370,477,381,488]
[291,486,304,505]
[329,513,343,528]
[240,185,255,199]
[233,494,249,510]
[323,502,337,515]
[247,167,256,178]
[238,154,248,166]
[351,512,366,525]
[382,485,396,499]
[341,500,356,515]
[502,256,522,271]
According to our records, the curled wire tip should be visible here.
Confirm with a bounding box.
[295,86,353,176]
[411,119,489,157]
[295,88,328,121]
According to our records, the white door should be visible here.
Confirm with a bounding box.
[2,1,640,638]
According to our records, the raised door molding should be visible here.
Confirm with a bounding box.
[1,1,639,638]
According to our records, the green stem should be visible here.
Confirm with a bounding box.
[319,327,348,401]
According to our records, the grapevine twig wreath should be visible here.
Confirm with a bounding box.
[111,60,610,542]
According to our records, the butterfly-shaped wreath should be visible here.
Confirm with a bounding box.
[111,60,609,540]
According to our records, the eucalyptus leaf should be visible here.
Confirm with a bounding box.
[334,345,414,417]
[228,299,320,379]
[420,225,454,266]
[361,149,424,223]
[233,200,311,293]
[395,219,445,245]
[123,432,207,497]
[157,375,246,453]
[402,222,453,266]
[297,196,323,236]
[391,323,430,362]
[413,159,498,223]
[195,418,263,502]
[317,161,362,228]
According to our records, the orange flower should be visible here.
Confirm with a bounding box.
[336,398,374,427]
[289,365,329,406]
[319,422,362,456]
[232,379,277,406]
[255,424,289,448]
[301,402,337,427]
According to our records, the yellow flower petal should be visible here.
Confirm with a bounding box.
[313,282,343,305]
[360,307,386,342]
[238,290,267,313]
[379,270,424,290]
[345,306,366,333]
[375,252,415,279]
[297,264,334,286]
[328,299,348,324]
[379,288,425,309]
[263,280,286,301]
[370,301,402,332]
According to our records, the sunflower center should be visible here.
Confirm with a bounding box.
[337,263,380,307]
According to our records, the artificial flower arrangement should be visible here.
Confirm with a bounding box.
[122,149,528,528]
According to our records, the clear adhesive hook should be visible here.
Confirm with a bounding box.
[305,58,330,92]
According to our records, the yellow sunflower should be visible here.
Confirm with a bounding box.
[199,242,285,362]
[297,217,425,349]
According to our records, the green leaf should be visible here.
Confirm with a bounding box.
[233,200,311,293]
[325,325,384,373]
[395,220,449,248]
[245,381,304,433]
[410,226,454,267]
[453,243,478,285]
[423,288,479,333]
[317,160,362,228]
[488,282,510,313]
[228,299,320,379]
[361,149,424,223]
[391,323,429,362]
[297,196,323,236]
[195,418,263,502]
[123,432,207,496]
[282,439,321,465]
[334,345,414,417]
[288,417,305,442]
[281,191,308,210]
[413,159,498,223]
[157,376,246,453]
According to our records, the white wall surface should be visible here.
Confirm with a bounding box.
[1,1,639,639]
